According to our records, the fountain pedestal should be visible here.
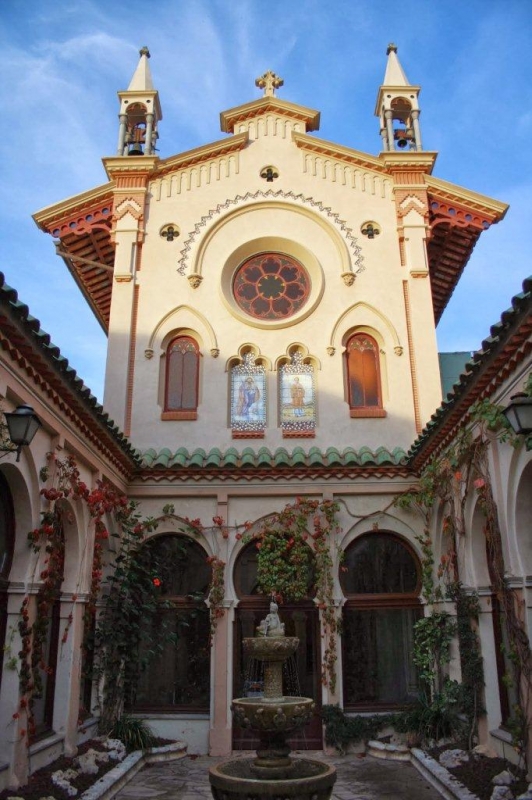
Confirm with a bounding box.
[209,608,336,800]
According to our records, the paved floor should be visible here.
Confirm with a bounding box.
[114,753,442,799]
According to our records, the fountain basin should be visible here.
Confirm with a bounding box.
[232,696,314,732]
[209,756,337,800]
[243,636,299,662]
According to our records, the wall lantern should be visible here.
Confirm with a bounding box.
[1,404,42,461]
[502,393,532,437]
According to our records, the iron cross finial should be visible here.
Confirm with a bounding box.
[255,70,284,97]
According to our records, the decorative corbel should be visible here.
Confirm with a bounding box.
[188,274,203,289]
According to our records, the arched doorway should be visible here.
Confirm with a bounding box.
[232,542,322,749]
[341,532,422,708]
[131,534,211,712]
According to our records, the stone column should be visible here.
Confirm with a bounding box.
[117,114,128,155]
[209,600,234,756]
[476,594,502,746]
[144,113,154,155]
[411,110,422,151]
[0,590,34,789]
[52,596,85,755]
[385,109,394,151]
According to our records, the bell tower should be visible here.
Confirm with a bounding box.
[375,43,423,151]
[116,46,162,156]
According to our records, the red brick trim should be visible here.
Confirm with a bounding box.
[161,410,198,421]
[350,408,387,418]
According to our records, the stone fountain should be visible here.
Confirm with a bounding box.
[209,602,337,800]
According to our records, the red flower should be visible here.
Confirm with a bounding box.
[153,578,161,587]
[212,515,224,527]
[235,533,242,541]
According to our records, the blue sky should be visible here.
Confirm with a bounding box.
[0,0,531,402]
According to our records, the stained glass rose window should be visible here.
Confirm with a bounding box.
[232,253,311,321]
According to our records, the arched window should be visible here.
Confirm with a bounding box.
[0,472,14,695]
[345,333,386,418]
[132,535,211,711]
[162,336,200,420]
[341,533,421,709]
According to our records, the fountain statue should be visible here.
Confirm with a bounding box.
[209,603,337,800]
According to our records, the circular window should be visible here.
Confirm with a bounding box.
[232,253,311,321]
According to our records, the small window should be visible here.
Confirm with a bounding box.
[163,336,200,420]
[345,333,386,418]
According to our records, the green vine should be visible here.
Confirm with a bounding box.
[395,398,530,759]
[321,705,391,754]
[244,497,342,692]
[413,612,456,693]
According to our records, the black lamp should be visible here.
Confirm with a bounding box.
[502,393,532,437]
[2,404,41,461]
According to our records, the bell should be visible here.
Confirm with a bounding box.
[396,137,408,149]
[128,142,144,156]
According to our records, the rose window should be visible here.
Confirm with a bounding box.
[232,253,311,321]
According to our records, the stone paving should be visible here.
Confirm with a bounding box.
[114,752,442,799]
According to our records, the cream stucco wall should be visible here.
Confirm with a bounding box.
[103,109,442,450]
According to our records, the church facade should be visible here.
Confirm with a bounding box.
[0,46,530,789]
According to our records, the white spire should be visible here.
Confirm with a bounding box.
[116,47,162,157]
[375,44,423,152]
[383,43,410,86]
[128,46,154,91]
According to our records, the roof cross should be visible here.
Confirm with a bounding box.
[255,70,284,97]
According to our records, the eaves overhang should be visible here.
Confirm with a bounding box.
[33,184,115,332]
[426,177,508,322]
[408,276,532,471]
[0,273,141,477]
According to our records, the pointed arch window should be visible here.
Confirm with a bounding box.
[162,336,200,420]
[345,333,386,418]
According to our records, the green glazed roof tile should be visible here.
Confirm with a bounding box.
[240,448,256,467]
[222,448,239,467]
[188,449,206,468]
[291,447,307,466]
[273,448,291,467]
[308,447,324,466]
[342,447,359,465]
[204,449,222,467]
[257,447,273,467]
[325,447,343,467]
